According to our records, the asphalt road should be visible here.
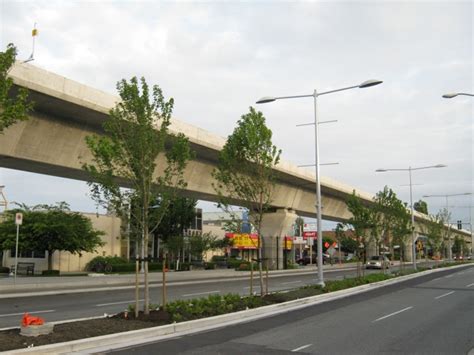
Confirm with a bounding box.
[109,265,474,355]
[0,261,438,329]
[1,266,376,328]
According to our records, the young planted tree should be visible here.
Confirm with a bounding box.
[189,232,219,261]
[152,196,197,265]
[372,186,405,256]
[346,191,375,276]
[0,44,32,133]
[424,213,444,262]
[213,107,281,295]
[0,202,104,271]
[83,77,192,315]
[391,200,412,271]
[452,236,467,259]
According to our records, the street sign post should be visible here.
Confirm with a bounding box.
[14,213,23,282]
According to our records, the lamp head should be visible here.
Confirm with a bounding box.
[375,169,387,172]
[442,93,458,99]
[359,79,383,89]
[256,96,276,104]
[434,164,447,168]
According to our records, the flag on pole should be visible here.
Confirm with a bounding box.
[24,23,38,63]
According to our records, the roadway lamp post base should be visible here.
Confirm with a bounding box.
[315,279,325,288]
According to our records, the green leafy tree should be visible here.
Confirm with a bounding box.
[152,197,197,243]
[294,217,305,236]
[372,186,403,255]
[414,200,428,215]
[391,200,412,268]
[340,235,358,254]
[0,44,32,133]
[0,202,104,271]
[213,107,281,295]
[437,208,453,259]
[83,77,192,315]
[423,213,444,260]
[452,235,467,258]
[346,191,375,276]
[189,232,219,261]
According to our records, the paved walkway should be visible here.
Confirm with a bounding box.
[0,263,358,295]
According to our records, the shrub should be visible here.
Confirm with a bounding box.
[227,259,246,269]
[205,262,216,270]
[86,256,128,271]
[236,262,254,271]
[148,262,163,271]
[111,263,135,272]
[164,293,254,322]
[323,273,392,292]
[211,255,227,262]
[0,266,10,274]
[42,269,60,276]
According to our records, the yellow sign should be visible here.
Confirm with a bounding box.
[284,237,293,250]
[231,233,259,249]
[417,241,423,251]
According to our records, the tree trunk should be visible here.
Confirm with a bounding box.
[47,250,53,271]
[258,238,264,296]
[144,217,150,315]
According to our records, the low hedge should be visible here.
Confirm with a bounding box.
[227,259,247,269]
[164,293,267,322]
[205,262,216,270]
[323,273,393,292]
[42,270,60,276]
[0,266,10,274]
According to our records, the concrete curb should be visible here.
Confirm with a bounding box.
[3,264,471,354]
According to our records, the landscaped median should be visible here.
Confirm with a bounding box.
[1,262,471,354]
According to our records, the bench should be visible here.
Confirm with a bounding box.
[10,262,35,276]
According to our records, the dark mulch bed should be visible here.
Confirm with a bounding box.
[0,288,324,352]
[0,311,170,352]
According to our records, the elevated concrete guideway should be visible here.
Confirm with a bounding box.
[1,63,471,246]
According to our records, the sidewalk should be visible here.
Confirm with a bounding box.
[0,263,357,297]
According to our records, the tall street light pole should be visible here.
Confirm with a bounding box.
[0,185,7,212]
[375,164,446,270]
[442,93,474,99]
[423,192,472,261]
[257,79,382,286]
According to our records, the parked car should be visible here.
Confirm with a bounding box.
[296,253,330,265]
[365,255,391,269]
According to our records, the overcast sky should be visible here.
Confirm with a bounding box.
[0,0,472,228]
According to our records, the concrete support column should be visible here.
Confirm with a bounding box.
[366,239,377,258]
[260,208,298,270]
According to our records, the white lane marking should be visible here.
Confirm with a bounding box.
[373,306,413,322]
[291,344,312,352]
[182,290,220,297]
[445,275,454,278]
[0,310,55,318]
[96,300,143,307]
[281,280,302,285]
[466,283,474,288]
[435,291,455,299]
